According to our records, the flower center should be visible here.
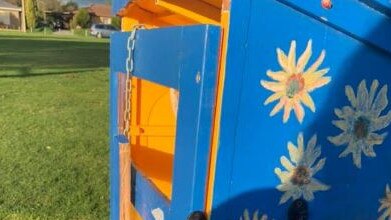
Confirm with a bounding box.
[291,166,311,186]
[353,116,370,139]
[286,74,305,98]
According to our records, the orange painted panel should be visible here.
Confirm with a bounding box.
[130,78,177,200]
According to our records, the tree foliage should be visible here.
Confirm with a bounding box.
[25,0,37,31]
[111,16,121,29]
[62,1,78,12]
[73,8,90,29]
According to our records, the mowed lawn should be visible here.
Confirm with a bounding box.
[0,32,109,219]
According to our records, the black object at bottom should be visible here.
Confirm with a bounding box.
[188,211,207,220]
[288,199,309,220]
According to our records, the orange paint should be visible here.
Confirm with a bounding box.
[205,6,231,217]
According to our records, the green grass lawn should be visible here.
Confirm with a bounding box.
[0,31,109,219]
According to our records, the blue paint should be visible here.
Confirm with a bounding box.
[110,25,221,219]
[170,25,220,219]
[279,0,391,54]
[360,0,391,17]
[109,35,120,219]
[211,0,391,219]
[133,168,171,220]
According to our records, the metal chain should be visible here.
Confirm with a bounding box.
[123,25,144,137]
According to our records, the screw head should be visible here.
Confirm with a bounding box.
[321,0,332,9]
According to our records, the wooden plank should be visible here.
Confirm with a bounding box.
[156,0,221,24]
[201,0,222,8]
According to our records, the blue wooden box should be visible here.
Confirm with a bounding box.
[110,0,391,219]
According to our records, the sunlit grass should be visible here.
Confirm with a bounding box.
[0,32,109,219]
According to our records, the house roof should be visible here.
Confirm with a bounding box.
[0,0,21,11]
[88,4,111,18]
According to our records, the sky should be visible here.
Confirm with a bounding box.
[61,0,110,7]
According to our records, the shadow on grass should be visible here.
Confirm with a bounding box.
[0,67,107,78]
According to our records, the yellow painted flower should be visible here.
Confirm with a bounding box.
[261,40,331,123]
[379,184,391,220]
[240,209,268,220]
[275,133,330,204]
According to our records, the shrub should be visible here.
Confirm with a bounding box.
[73,8,90,28]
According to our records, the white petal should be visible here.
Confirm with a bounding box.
[368,80,379,106]
[328,132,350,146]
[332,120,348,131]
[308,178,330,192]
[303,187,315,201]
[281,156,295,171]
[279,190,294,204]
[288,142,300,164]
[311,158,326,176]
[372,111,391,131]
[345,85,357,108]
[372,85,388,116]
[356,80,369,111]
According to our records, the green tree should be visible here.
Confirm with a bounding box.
[62,1,78,12]
[111,16,121,29]
[73,8,90,28]
[25,0,37,32]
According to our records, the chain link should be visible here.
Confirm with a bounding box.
[123,25,144,137]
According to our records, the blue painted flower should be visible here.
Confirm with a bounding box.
[275,133,330,204]
[379,184,391,220]
[240,209,268,220]
[328,80,391,168]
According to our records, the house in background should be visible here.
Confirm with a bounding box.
[87,4,111,25]
[0,0,21,30]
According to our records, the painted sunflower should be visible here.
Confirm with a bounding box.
[379,184,391,220]
[240,209,268,220]
[275,133,330,204]
[328,80,391,168]
[261,40,331,123]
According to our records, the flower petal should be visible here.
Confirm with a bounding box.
[300,92,316,112]
[332,120,348,131]
[372,85,388,116]
[297,40,312,73]
[352,141,363,168]
[266,70,288,82]
[283,101,293,123]
[270,98,286,116]
[367,132,386,146]
[277,48,290,73]
[368,79,379,106]
[345,85,357,108]
[328,132,350,146]
[372,111,391,131]
[288,142,300,164]
[287,41,297,74]
[308,76,331,91]
[264,92,284,105]
[297,132,304,153]
[281,156,295,171]
[261,80,285,92]
[275,167,291,182]
[304,50,326,74]
[303,187,315,201]
[308,178,330,192]
[252,210,259,220]
[279,191,293,205]
[356,80,369,111]
[311,158,326,176]
[293,102,305,123]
